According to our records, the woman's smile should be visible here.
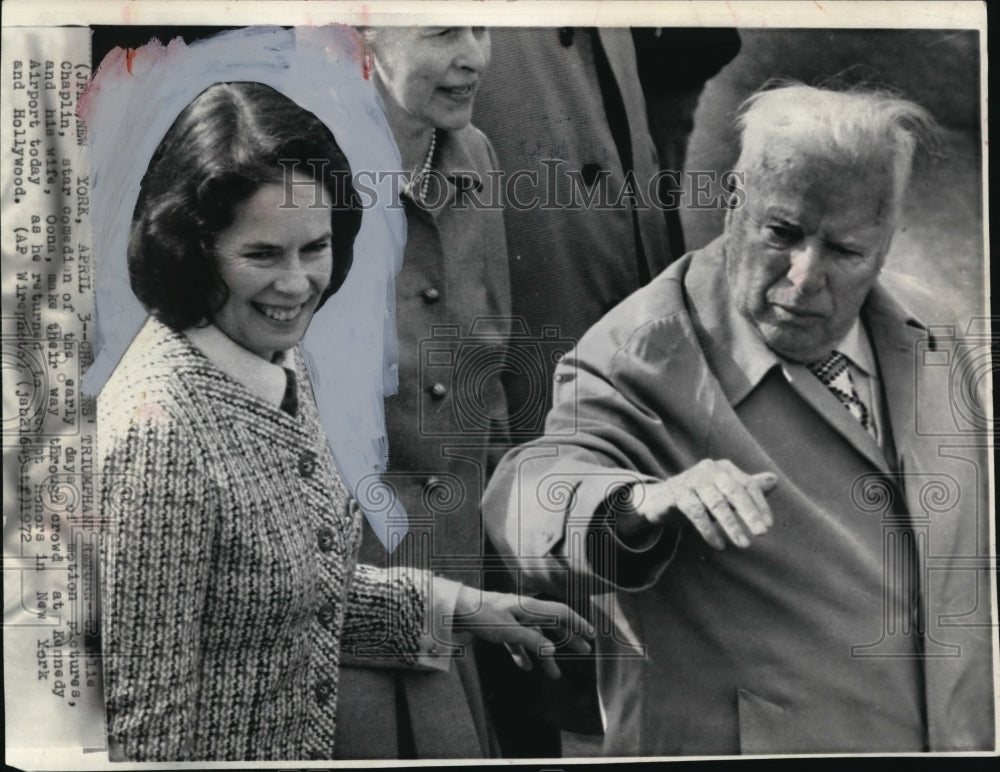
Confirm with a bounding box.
[438,82,477,101]
[253,300,311,323]
[211,176,334,359]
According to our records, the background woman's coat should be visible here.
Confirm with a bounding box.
[334,124,511,759]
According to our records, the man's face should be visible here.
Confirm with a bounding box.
[724,153,897,363]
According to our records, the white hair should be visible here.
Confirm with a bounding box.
[735,82,938,217]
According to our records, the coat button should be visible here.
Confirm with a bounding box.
[317,603,336,630]
[315,679,334,706]
[559,27,575,47]
[298,450,317,478]
[421,287,440,303]
[317,527,335,553]
[424,476,443,491]
[430,382,447,400]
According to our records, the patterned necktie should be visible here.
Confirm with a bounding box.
[807,351,876,438]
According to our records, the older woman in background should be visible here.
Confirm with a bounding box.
[335,26,516,759]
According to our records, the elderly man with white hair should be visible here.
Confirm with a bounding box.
[483,84,994,755]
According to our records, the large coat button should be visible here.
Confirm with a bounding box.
[559,27,575,47]
[430,382,447,400]
[421,287,440,303]
[316,527,335,553]
[298,450,318,478]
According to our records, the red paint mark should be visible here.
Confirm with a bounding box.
[360,11,372,80]
[345,24,372,80]
[814,1,826,10]
[125,47,137,75]
[79,45,128,120]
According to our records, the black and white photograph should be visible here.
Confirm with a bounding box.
[2,1,995,768]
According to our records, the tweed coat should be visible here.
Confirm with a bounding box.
[484,239,995,755]
[334,124,511,759]
[98,318,429,761]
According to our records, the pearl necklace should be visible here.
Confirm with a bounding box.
[413,129,437,204]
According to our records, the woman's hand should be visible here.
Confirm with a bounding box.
[453,587,595,679]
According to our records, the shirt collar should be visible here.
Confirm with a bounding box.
[729,311,876,383]
[835,318,877,377]
[182,323,293,408]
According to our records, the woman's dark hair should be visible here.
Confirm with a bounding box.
[128,81,362,330]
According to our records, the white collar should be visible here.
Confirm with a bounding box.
[728,310,877,387]
[834,318,877,377]
[182,324,294,408]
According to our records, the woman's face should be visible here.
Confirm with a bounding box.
[211,174,333,360]
[372,27,490,132]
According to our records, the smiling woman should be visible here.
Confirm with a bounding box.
[363,26,490,157]
[97,78,591,762]
[125,81,360,337]
[211,177,334,359]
